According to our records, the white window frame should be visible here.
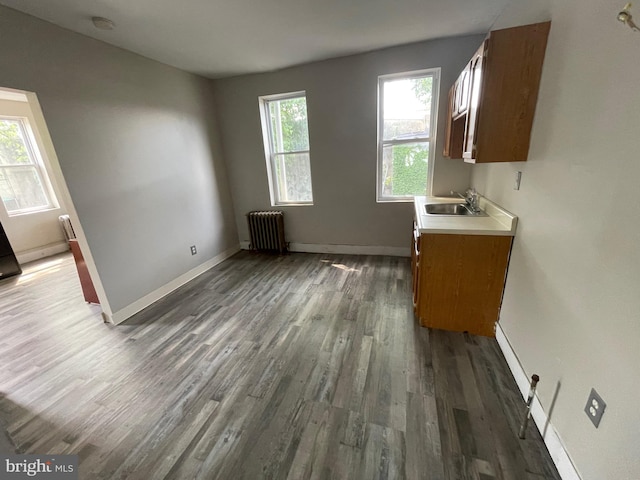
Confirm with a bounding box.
[0,114,59,216]
[376,68,440,202]
[258,91,313,206]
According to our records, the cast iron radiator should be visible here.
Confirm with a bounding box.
[246,211,287,254]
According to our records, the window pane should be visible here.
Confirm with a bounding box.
[268,97,309,152]
[382,76,432,141]
[0,166,49,212]
[380,142,429,197]
[273,152,313,203]
[261,92,313,206]
[0,119,32,166]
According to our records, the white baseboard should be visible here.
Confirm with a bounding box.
[239,241,410,257]
[495,324,581,480]
[16,241,69,264]
[108,245,241,325]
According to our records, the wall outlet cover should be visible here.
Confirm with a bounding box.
[190,245,197,255]
[584,388,606,428]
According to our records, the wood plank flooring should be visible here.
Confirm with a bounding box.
[0,251,560,480]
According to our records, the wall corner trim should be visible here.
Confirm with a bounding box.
[110,245,241,325]
[240,241,410,257]
[495,324,582,480]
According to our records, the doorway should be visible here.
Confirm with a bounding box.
[0,86,110,320]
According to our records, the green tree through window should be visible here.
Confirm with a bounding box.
[390,144,429,196]
[260,92,313,205]
[0,118,52,214]
[378,70,439,200]
[0,120,29,164]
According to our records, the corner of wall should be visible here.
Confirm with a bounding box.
[110,244,240,325]
[495,324,581,480]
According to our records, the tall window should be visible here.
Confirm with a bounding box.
[0,116,57,214]
[259,91,313,206]
[377,69,440,201]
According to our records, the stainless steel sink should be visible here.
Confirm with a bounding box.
[424,203,487,216]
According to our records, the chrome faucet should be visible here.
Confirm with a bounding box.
[465,188,480,212]
[449,189,481,212]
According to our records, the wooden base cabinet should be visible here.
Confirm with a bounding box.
[412,231,512,337]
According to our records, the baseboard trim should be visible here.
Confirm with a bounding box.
[495,324,581,480]
[16,241,69,264]
[109,245,241,325]
[239,241,410,257]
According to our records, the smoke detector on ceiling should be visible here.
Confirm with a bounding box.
[92,17,115,31]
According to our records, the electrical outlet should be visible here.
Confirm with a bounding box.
[514,171,522,190]
[190,245,197,255]
[584,388,606,428]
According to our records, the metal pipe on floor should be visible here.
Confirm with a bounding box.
[518,374,539,439]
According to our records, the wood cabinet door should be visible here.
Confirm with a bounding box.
[411,227,421,309]
[443,87,455,157]
[473,22,550,163]
[416,233,512,337]
[462,41,487,161]
[456,65,471,116]
[443,85,466,158]
[447,22,550,164]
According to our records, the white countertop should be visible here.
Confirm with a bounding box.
[414,195,518,236]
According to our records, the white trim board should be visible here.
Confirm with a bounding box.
[16,241,69,265]
[240,241,410,257]
[495,324,581,480]
[108,245,241,325]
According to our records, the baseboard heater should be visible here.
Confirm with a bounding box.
[246,211,287,254]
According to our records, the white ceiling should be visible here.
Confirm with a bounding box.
[0,0,511,79]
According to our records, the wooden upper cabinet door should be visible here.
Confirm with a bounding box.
[443,87,455,157]
[444,84,466,159]
[456,65,471,116]
[462,41,487,161]
[467,21,551,163]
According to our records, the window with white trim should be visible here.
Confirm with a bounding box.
[259,91,313,206]
[377,69,440,201]
[0,116,58,215]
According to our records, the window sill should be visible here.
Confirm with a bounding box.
[272,203,314,207]
[376,198,417,203]
[7,206,62,218]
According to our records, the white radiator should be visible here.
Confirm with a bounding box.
[58,215,76,241]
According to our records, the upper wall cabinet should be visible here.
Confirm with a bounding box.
[444,22,551,163]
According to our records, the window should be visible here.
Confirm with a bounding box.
[0,116,57,215]
[259,91,313,205]
[377,69,440,201]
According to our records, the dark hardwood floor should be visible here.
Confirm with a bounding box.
[0,251,560,480]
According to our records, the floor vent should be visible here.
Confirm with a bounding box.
[246,211,287,254]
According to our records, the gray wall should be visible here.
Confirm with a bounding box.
[0,6,238,313]
[213,36,483,250]
[472,1,640,478]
